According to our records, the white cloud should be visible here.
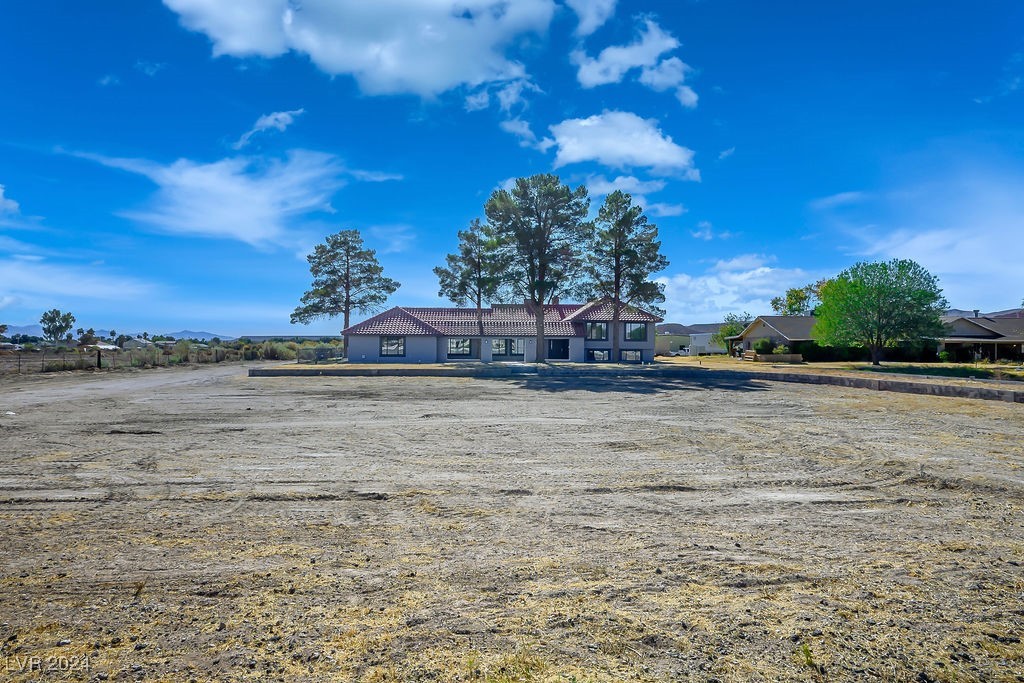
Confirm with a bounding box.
[586,174,665,196]
[657,254,812,323]
[0,259,156,305]
[584,176,683,219]
[549,110,699,177]
[571,19,678,88]
[691,220,733,241]
[565,0,617,37]
[645,202,686,217]
[163,0,556,97]
[500,118,555,152]
[75,149,397,245]
[854,171,1024,310]
[495,79,540,113]
[464,89,490,111]
[718,147,735,161]
[98,74,120,86]
[638,55,688,89]
[368,224,416,254]
[0,185,20,214]
[810,191,869,211]
[233,108,305,149]
[675,85,698,109]
[134,60,167,76]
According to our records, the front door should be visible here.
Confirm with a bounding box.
[547,339,569,360]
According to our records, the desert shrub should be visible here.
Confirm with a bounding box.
[259,341,297,360]
[753,338,774,355]
[772,344,790,354]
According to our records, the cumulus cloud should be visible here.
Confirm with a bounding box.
[98,74,120,86]
[549,110,699,177]
[233,108,305,149]
[0,185,20,215]
[163,0,556,97]
[75,149,397,245]
[571,19,678,88]
[718,147,736,161]
[657,254,813,323]
[565,0,617,37]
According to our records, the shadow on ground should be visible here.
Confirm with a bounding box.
[498,371,770,394]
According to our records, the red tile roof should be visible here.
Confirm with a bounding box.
[343,300,662,337]
[562,299,663,323]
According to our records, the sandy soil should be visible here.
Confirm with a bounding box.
[1,364,1022,682]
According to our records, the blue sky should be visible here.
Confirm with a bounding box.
[1,1,1022,336]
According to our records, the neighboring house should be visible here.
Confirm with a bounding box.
[655,322,728,356]
[655,323,692,356]
[123,337,155,350]
[939,315,1024,361]
[730,316,817,352]
[685,323,727,355]
[343,299,662,363]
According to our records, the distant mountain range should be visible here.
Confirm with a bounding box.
[3,324,233,341]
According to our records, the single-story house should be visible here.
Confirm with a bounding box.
[686,323,728,355]
[123,337,155,350]
[729,316,817,352]
[655,323,692,355]
[343,299,662,363]
[938,315,1024,361]
[655,322,728,356]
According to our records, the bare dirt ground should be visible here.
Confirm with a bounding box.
[1,364,1022,682]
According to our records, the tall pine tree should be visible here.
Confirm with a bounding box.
[290,229,400,356]
[584,190,668,361]
[485,174,590,361]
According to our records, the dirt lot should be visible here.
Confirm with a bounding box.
[1,364,1022,682]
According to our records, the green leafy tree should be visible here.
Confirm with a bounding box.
[40,309,75,344]
[0,323,7,339]
[485,174,590,361]
[77,328,98,346]
[814,259,948,365]
[290,228,400,356]
[583,190,668,361]
[433,218,507,336]
[711,312,754,351]
[770,280,830,316]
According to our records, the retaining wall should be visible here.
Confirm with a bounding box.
[248,364,1024,403]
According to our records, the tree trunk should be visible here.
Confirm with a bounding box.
[343,308,350,359]
[870,346,882,365]
[611,296,621,363]
[535,303,546,362]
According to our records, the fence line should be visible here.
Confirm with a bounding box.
[0,343,345,375]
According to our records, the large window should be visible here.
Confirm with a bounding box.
[585,322,608,340]
[586,349,610,362]
[448,338,471,356]
[491,338,525,356]
[624,323,647,341]
[621,350,642,362]
[380,336,405,356]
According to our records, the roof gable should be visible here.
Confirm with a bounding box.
[343,307,443,336]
